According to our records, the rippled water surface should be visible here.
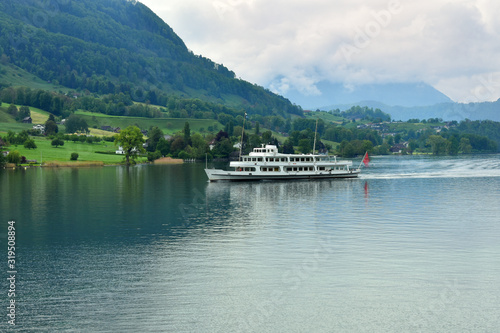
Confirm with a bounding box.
[1,154,500,332]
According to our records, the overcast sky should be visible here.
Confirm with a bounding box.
[140,0,500,103]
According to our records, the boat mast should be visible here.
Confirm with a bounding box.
[312,117,318,155]
[239,112,247,161]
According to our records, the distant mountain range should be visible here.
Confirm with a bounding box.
[278,81,453,109]
[321,99,500,122]
[276,80,500,121]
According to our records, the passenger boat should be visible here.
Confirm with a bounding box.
[205,145,361,182]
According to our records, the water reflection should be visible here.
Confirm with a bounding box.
[201,179,359,224]
[1,157,500,332]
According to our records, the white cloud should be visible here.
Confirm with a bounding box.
[140,0,500,102]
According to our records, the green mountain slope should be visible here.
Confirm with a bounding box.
[0,0,301,116]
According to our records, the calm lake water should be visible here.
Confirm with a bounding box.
[1,154,500,332]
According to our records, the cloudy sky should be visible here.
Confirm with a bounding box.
[140,0,500,103]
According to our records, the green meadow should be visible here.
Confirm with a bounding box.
[75,110,222,135]
[6,136,145,165]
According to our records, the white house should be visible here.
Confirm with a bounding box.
[32,124,45,133]
[116,146,138,155]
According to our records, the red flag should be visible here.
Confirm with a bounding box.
[362,152,370,167]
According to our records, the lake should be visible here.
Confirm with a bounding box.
[1,154,500,332]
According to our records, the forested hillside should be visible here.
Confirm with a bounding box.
[0,0,301,117]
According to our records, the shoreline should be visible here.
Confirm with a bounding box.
[3,157,184,168]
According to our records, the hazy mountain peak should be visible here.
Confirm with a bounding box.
[273,80,453,109]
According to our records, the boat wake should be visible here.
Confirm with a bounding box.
[360,155,500,179]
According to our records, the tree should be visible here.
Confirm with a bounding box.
[298,138,312,154]
[45,120,58,136]
[156,137,170,156]
[7,104,18,118]
[459,137,472,154]
[212,138,234,158]
[51,138,64,148]
[282,139,294,154]
[146,126,164,152]
[0,139,6,167]
[65,114,89,134]
[114,126,145,165]
[190,133,208,159]
[261,131,273,144]
[427,135,447,155]
[183,121,191,145]
[0,150,5,167]
[7,150,21,165]
[394,133,402,144]
[24,138,37,149]
[248,134,262,152]
[341,142,356,157]
[386,135,394,145]
[170,137,185,157]
[70,153,79,161]
[408,139,418,153]
[225,120,234,137]
[16,106,31,121]
[447,135,459,155]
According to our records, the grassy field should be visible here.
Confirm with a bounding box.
[30,109,50,124]
[0,103,52,133]
[304,111,346,124]
[6,136,145,165]
[75,110,222,134]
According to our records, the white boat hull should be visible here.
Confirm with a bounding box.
[205,168,360,182]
